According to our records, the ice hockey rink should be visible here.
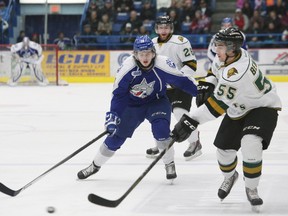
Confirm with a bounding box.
[0,82,287,216]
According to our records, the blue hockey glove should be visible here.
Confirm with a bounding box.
[172,114,199,142]
[105,111,121,136]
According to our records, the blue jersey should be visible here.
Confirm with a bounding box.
[110,54,198,116]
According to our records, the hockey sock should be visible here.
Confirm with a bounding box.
[93,143,115,166]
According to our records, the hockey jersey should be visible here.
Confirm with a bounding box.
[152,34,197,76]
[11,40,42,59]
[191,48,282,123]
[110,54,198,116]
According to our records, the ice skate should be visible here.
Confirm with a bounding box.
[146,147,160,158]
[183,140,202,161]
[245,187,263,212]
[218,171,239,200]
[165,161,177,182]
[77,162,101,180]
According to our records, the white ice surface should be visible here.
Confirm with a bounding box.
[0,83,287,216]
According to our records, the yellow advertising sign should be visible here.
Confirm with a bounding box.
[42,50,112,82]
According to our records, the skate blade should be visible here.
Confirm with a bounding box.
[184,150,202,161]
[251,205,262,213]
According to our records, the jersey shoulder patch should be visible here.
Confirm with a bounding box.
[166,58,177,68]
[222,59,250,82]
[155,55,177,70]
[170,35,188,44]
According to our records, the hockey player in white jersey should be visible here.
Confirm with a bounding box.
[171,27,282,212]
[146,16,202,160]
[8,37,49,86]
[196,17,248,108]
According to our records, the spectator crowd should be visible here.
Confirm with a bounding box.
[3,0,288,49]
[76,0,288,49]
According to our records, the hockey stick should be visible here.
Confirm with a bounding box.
[88,137,176,207]
[0,131,108,197]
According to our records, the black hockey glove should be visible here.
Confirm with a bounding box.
[196,81,215,107]
[172,114,199,142]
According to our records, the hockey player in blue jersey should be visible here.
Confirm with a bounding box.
[8,37,49,86]
[77,35,198,181]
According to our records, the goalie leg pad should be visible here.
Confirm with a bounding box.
[32,64,49,85]
[7,62,25,85]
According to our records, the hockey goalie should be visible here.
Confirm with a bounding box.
[7,37,49,86]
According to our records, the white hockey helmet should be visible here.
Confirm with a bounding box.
[22,37,30,50]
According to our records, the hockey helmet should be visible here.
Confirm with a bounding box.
[133,35,156,71]
[133,35,155,53]
[155,15,174,34]
[22,37,30,50]
[221,17,233,25]
[215,27,244,53]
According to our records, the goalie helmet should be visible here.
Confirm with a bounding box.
[155,15,174,34]
[215,27,244,53]
[22,37,30,50]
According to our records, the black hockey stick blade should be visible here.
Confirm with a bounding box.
[0,131,108,197]
[88,137,176,207]
[0,183,21,197]
[88,194,122,208]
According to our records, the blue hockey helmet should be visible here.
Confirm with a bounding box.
[133,35,156,71]
[221,17,233,29]
[133,35,155,53]
[221,17,233,25]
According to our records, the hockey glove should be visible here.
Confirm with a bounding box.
[105,111,121,136]
[172,114,199,142]
[196,81,215,107]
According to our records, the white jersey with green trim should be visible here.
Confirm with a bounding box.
[152,35,196,73]
[211,48,282,119]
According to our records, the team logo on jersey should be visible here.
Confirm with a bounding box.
[227,67,238,78]
[131,69,142,77]
[166,59,176,68]
[130,78,155,98]
[178,36,184,42]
